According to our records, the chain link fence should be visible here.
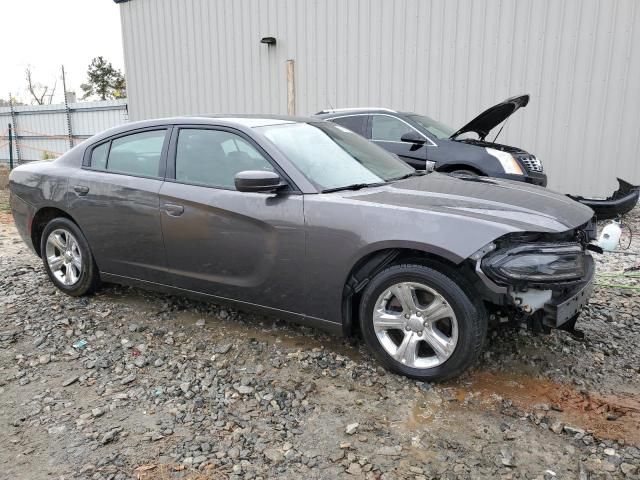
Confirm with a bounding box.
[0,99,128,166]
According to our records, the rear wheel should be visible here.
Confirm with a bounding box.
[359,263,487,381]
[40,218,100,296]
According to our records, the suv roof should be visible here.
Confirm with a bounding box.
[315,107,400,115]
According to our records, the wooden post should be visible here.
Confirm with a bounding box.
[286,59,295,116]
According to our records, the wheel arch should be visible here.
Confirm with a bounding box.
[341,245,468,337]
[31,207,80,257]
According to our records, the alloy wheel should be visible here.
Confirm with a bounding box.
[45,228,83,286]
[373,281,458,369]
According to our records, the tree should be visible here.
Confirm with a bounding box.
[0,96,25,107]
[25,66,57,105]
[80,57,127,100]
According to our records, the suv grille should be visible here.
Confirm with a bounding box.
[519,155,543,173]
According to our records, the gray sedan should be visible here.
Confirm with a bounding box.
[9,116,596,380]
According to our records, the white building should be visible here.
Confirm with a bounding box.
[115,0,640,196]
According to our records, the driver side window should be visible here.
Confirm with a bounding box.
[370,115,414,142]
[175,129,274,190]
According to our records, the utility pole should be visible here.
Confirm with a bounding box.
[61,65,74,149]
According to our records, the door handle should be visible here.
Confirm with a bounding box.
[73,185,89,196]
[163,203,184,216]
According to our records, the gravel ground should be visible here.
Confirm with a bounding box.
[0,191,638,479]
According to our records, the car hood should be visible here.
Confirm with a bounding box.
[450,95,529,140]
[347,173,594,233]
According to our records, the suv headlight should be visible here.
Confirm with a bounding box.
[485,148,524,175]
[482,243,586,284]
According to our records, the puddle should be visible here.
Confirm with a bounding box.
[406,389,445,429]
[422,370,640,444]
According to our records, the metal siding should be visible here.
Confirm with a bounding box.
[120,0,640,196]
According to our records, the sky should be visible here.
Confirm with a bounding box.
[1,0,124,104]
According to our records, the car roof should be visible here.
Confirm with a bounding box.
[87,114,322,144]
[137,114,319,128]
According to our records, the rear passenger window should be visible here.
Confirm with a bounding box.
[90,142,109,170]
[331,116,368,137]
[175,129,274,189]
[103,130,166,177]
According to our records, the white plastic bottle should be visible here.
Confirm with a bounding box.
[598,220,622,252]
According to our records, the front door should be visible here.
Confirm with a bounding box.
[68,128,170,284]
[159,126,306,314]
[369,114,429,169]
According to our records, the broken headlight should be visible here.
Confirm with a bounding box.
[481,243,586,284]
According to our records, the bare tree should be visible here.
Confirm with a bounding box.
[25,67,57,105]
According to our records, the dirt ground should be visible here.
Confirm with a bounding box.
[0,189,638,480]
[0,165,9,190]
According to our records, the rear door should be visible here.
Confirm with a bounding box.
[368,114,430,169]
[159,125,306,314]
[68,127,170,283]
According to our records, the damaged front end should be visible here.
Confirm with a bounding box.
[473,225,597,335]
[568,178,639,220]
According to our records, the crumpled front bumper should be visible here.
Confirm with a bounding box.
[542,255,595,328]
[475,246,596,330]
[568,178,639,220]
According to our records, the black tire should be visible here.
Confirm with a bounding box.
[359,263,487,381]
[40,217,100,296]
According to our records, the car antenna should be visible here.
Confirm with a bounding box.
[327,97,334,111]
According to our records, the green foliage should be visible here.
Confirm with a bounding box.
[42,151,57,161]
[0,97,25,107]
[80,57,127,100]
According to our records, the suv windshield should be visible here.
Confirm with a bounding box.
[409,115,456,139]
[259,122,414,191]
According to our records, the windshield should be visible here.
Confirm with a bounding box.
[409,115,456,139]
[258,122,414,191]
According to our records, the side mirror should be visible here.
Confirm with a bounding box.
[400,132,426,144]
[234,170,284,193]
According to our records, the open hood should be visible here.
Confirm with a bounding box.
[450,94,529,141]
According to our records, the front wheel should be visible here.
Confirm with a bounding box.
[359,263,487,381]
[40,217,100,296]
